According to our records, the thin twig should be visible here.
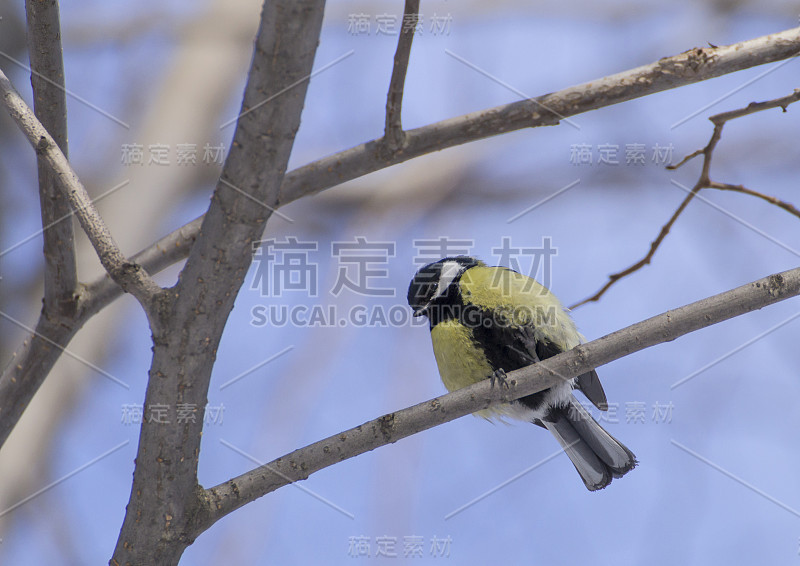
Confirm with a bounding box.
[0,67,162,309]
[384,0,420,149]
[571,122,724,308]
[199,266,800,531]
[571,88,800,309]
[709,88,800,124]
[708,181,800,219]
[25,0,77,314]
[569,188,701,310]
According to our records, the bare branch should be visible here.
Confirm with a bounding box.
[199,267,800,529]
[280,26,800,205]
[110,1,326,563]
[709,88,800,124]
[384,0,420,149]
[80,216,203,318]
[0,67,162,309]
[569,188,701,309]
[572,88,800,308]
[0,0,84,459]
[707,182,800,219]
[0,216,201,448]
[572,120,726,308]
[0,316,78,448]
[17,26,800,309]
[25,0,77,314]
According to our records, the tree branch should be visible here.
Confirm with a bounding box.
[707,181,800,219]
[111,2,326,564]
[25,0,77,315]
[572,88,800,308]
[0,0,84,458]
[0,216,201,448]
[569,188,700,310]
[79,216,203,317]
[384,0,419,149]
[0,314,79,446]
[279,26,800,205]
[707,87,800,124]
[198,266,800,529]
[0,68,162,309]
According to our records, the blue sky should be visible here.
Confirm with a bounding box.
[1,1,799,564]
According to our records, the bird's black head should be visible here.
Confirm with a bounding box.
[407,256,480,320]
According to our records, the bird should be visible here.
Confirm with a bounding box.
[407,255,636,490]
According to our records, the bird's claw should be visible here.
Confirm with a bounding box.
[489,369,509,389]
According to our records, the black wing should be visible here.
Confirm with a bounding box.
[466,306,608,412]
[464,308,557,417]
[575,369,608,411]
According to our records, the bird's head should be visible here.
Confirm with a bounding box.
[407,256,481,318]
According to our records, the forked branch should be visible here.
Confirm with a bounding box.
[26,0,77,314]
[0,68,162,310]
[571,88,800,309]
[384,0,420,149]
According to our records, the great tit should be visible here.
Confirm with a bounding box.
[407,256,636,491]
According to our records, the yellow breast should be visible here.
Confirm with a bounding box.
[430,319,493,392]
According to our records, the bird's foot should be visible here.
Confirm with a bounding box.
[489,369,509,389]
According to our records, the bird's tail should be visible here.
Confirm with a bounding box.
[542,397,637,491]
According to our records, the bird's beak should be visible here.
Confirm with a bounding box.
[413,303,430,317]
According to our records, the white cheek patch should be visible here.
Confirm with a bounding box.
[432,260,464,300]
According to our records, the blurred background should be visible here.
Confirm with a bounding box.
[0,0,798,563]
